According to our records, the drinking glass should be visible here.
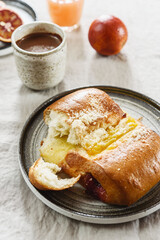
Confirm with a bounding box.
[47,0,84,32]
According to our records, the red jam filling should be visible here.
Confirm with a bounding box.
[80,173,108,202]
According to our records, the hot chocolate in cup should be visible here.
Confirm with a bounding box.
[11,21,67,90]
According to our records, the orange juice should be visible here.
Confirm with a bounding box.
[47,0,84,30]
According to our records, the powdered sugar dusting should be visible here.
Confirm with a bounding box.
[126,126,151,144]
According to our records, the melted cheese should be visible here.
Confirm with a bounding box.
[40,136,77,165]
[40,116,138,165]
[85,116,138,155]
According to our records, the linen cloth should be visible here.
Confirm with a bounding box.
[0,0,160,239]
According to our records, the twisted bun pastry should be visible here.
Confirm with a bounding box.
[29,88,160,206]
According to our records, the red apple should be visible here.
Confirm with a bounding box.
[88,15,128,56]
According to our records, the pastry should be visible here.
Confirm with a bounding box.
[29,88,160,205]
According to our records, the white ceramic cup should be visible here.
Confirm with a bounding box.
[11,21,67,90]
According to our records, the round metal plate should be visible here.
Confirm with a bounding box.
[0,0,37,57]
[19,86,160,224]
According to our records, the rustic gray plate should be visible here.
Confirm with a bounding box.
[19,86,160,224]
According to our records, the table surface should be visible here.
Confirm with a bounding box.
[0,0,160,239]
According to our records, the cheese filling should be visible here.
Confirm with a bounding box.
[40,113,139,165]
[40,136,77,165]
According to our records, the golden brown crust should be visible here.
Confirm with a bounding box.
[29,158,80,191]
[63,126,160,205]
[29,159,47,190]
[44,88,125,126]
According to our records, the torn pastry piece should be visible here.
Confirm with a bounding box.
[29,158,80,191]
[29,88,160,205]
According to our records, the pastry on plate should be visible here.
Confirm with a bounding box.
[29,88,160,206]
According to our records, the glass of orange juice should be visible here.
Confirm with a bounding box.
[47,0,84,31]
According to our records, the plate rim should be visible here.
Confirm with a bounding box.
[19,86,160,224]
